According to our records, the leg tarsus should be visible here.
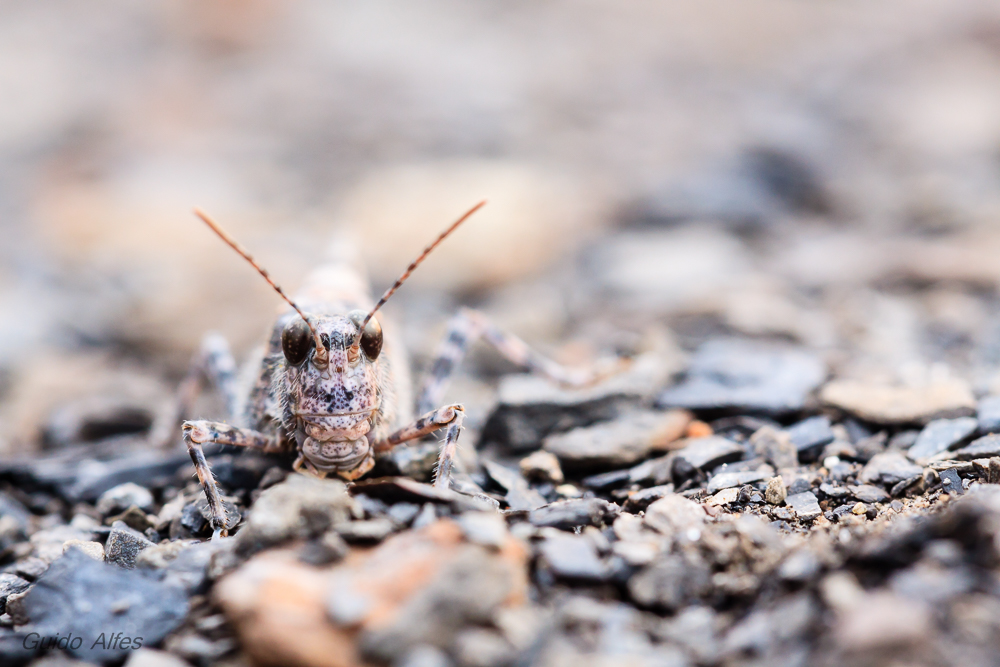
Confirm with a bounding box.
[432,408,465,490]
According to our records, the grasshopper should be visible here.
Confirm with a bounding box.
[162,202,608,537]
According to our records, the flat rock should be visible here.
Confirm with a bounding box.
[543,409,691,469]
[859,452,924,487]
[786,416,835,461]
[628,553,712,611]
[939,468,964,495]
[215,520,528,667]
[785,492,822,521]
[952,434,1000,461]
[657,339,825,416]
[848,484,890,504]
[675,436,745,470]
[706,488,741,506]
[96,482,154,515]
[528,498,620,530]
[820,379,975,425]
[0,574,29,614]
[480,351,680,452]
[907,417,978,461]
[706,470,771,495]
[17,548,188,663]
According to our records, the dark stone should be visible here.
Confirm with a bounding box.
[953,434,1000,461]
[581,468,633,490]
[849,484,890,504]
[786,416,834,460]
[537,533,610,581]
[628,553,712,610]
[787,478,812,495]
[480,374,643,453]
[907,417,978,461]
[853,432,887,462]
[889,430,920,450]
[978,395,1000,433]
[299,532,349,567]
[0,575,29,614]
[528,498,620,530]
[104,520,153,569]
[482,461,547,511]
[891,475,923,497]
[675,436,744,470]
[386,502,421,527]
[350,477,455,504]
[656,339,825,416]
[17,549,187,663]
[621,485,674,513]
[939,468,964,496]
[819,483,849,499]
[785,492,822,521]
[859,452,923,487]
[706,470,770,495]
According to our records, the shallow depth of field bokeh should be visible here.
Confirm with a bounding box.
[3,0,1000,456]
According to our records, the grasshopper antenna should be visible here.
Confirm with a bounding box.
[194,208,330,368]
[357,200,486,335]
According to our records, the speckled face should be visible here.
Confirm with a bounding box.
[281,314,381,474]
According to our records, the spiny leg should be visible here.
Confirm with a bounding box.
[182,420,281,538]
[149,333,240,449]
[417,307,620,414]
[372,405,465,489]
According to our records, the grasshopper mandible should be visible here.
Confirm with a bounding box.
[159,202,606,537]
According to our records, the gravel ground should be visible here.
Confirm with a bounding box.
[5,2,1000,667]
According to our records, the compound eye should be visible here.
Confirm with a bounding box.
[281,319,314,366]
[348,310,383,360]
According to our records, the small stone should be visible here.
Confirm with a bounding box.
[96,482,154,515]
[851,502,867,515]
[518,451,564,484]
[706,488,740,506]
[785,492,822,521]
[13,558,48,581]
[456,512,509,549]
[643,495,706,538]
[107,504,155,532]
[125,648,193,667]
[786,416,835,461]
[104,521,153,569]
[770,506,795,521]
[820,379,975,425]
[543,409,692,469]
[938,468,964,496]
[63,540,105,562]
[778,550,820,582]
[685,420,713,438]
[953,434,1000,461]
[907,417,978,461]
[234,475,353,558]
[675,436,744,471]
[657,339,825,415]
[848,484,890,504]
[0,574,29,614]
[706,469,770,494]
[538,533,609,581]
[628,554,712,610]
[335,518,396,544]
[859,451,924,487]
[621,485,675,513]
[483,461,547,512]
[765,477,787,505]
[787,478,812,495]
[989,458,1000,484]
[528,498,619,530]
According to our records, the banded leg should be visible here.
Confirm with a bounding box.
[149,333,240,449]
[372,405,465,489]
[182,420,281,537]
[417,308,620,413]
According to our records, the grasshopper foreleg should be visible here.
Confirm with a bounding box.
[149,333,240,449]
[372,405,466,489]
[181,420,281,537]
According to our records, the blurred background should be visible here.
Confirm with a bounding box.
[3,0,1000,456]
